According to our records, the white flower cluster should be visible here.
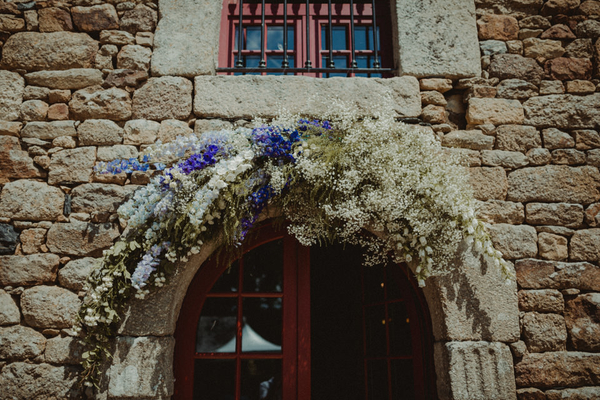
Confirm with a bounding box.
[283,105,511,285]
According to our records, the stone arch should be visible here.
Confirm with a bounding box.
[99,210,519,400]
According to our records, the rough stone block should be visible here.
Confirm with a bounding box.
[538,232,568,260]
[0,362,81,399]
[515,352,600,388]
[0,253,59,286]
[20,228,47,254]
[194,75,421,119]
[45,336,85,364]
[442,130,494,150]
[586,203,600,227]
[116,44,152,71]
[72,4,119,32]
[133,77,193,121]
[100,30,135,46]
[516,258,600,291]
[394,0,481,78]
[58,257,102,291]
[476,200,525,224]
[0,70,25,121]
[496,79,539,100]
[545,387,600,400]
[38,7,72,32]
[121,4,157,33]
[435,341,516,400]
[552,148,587,165]
[71,183,138,215]
[508,166,600,204]
[570,229,600,262]
[496,125,541,153]
[0,325,46,360]
[481,150,529,168]
[158,119,193,143]
[107,336,175,398]
[0,121,22,137]
[0,136,44,179]
[519,289,564,313]
[0,289,20,326]
[574,129,600,150]
[21,121,77,140]
[487,223,538,259]
[526,203,584,228]
[0,32,98,71]
[69,86,132,121]
[48,147,96,185]
[151,0,221,76]
[525,94,600,129]
[96,145,138,162]
[478,14,519,40]
[46,220,119,256]
[542,128,575,150]
[20,100,48,122]
[21,285,80,329]
[466,98,525,125]
[522,312,567,352]
[24,69,103,90]
[523,37,565,62]
[489,54,545,85]
[119,120,156,145]
[78,119,124,146]
[565,293,600,352]
[469,167,508,200]
[0,180,64,221]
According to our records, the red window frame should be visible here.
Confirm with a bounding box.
[218,0,393,77]
[174,223,436,399]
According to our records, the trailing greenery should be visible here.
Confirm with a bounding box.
[77,104,512,387]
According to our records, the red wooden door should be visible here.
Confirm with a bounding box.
[174,224,435,399]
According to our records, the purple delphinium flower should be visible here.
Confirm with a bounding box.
[131,242,171,289]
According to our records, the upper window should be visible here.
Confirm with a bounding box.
[218,0,393,77]
[174,225,437,400]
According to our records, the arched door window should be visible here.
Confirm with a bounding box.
[174,225,436,399]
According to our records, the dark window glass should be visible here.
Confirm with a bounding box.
[243,239,283,292]
[196,297,237,353]
[241,359,282,400]
[366,359,389,400]
[388,301,412,356]
[193,359,236,400]
[364,304,387,357]
[210,260,239,293]
[391,359,415,399]
[242,297,283,352]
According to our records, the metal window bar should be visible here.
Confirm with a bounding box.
[220,0,392,76]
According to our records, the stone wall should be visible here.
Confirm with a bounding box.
[0,0,598,399]
[459,1,600,399]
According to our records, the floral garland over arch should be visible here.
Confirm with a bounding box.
[77,105,512,386]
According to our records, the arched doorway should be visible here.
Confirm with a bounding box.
[173,224,436,399]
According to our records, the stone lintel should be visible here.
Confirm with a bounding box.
[194,75,421,119]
